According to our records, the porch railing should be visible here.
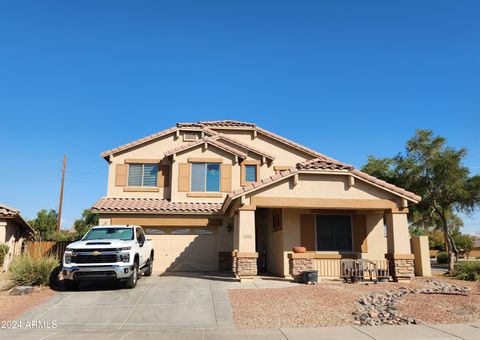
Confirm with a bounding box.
[309,255,390,279]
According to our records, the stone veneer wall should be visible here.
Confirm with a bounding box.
[288,256,314,282]
[389,258,415,281]
[233,255,258,277]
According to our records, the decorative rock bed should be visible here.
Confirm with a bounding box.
[353,281,470,326]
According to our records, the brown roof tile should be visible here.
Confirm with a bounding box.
[92,197,222,214]
[163,136,248,158]
[177,120,256,128]
[296,158,353,171]
[0,204,20,217]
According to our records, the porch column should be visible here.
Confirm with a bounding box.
[233,207,258,280]
[385,212,415,282]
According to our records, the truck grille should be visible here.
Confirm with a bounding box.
[73,271,117,279]
[72,254,119,264]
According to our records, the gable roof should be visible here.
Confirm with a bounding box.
[100,120,332,161]
[163,136,248,159]
[222,158,421,211]
[0,203,35,234]
[92,197,222,214]
[101,127,178,159]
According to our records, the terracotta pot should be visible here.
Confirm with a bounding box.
[292,246,306,254]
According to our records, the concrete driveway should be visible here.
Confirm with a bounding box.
[15,272,295,331]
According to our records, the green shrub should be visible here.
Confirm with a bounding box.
[8,254,59,286]
[454,261,480,281]
[437,252,449,264]
[0,244,9,266]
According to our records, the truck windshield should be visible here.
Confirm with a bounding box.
[83,228,134,241]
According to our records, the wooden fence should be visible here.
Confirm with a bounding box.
[24,241,71,261]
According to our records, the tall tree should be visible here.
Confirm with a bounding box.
[74,209,99,237]
[362,130,480,272]
[29,209,58,240]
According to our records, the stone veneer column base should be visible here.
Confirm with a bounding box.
[232,252,258,280]
[288,253,315,283]
[386,254,415,282]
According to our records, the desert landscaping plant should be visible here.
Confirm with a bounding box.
[436,252,449,264]
[0,244,9,268]
[454,262,480,281]
[8,253,59,286]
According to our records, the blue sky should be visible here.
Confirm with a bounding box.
[0,1,479,234]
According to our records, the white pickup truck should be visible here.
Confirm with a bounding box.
[62,225,154,289]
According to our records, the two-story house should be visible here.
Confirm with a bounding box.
[92,120,420,281]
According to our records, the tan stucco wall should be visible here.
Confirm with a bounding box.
[1,219,27,271]
[363,213,388,260]
[386,212,412,254]
[252,174,400,203]
[104,128,317,203]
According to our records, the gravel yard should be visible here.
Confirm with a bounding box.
[0,273,56,322]
[228,277,480,328]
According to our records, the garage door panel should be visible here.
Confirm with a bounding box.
[147,228,218,272]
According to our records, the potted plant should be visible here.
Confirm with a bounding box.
[292,246,306,253]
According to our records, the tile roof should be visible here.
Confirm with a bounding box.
[228,167,299,199]
[0,204,20,217]
[92,197,222,214]
[215,134,275,161]
[101,127,178,158]
[0,204,34,233]
[177,120,256,128]
[224,158,421,204]
[163,136,248,159]
[297,158,353,171]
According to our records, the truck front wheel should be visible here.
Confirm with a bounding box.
[144,255,153,277]
[124,262,138,289]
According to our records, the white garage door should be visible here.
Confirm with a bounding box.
[144,227,218,272]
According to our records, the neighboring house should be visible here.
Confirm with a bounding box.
[0,204,34,270]
[92,120,421,281]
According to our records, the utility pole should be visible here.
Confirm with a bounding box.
[57,155,67,232]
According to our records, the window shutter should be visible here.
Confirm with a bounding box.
[115,164,127,187]
[157,165,170,188]
[352,215,368,253]
[178,163,190,192]
[220,164,232,192]
[300,214,315,251]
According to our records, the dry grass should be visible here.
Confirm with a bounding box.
[228,277,480,328]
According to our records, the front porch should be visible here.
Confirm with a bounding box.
[230,205,415,282]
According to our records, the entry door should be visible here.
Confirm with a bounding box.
[145,227,218,272]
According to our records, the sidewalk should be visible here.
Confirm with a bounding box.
[0,323,479,340]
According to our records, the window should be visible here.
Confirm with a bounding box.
[128,164,158,187]
[245,165,257,182]
[241,161,260,186]
[191,163,220,192]
[315,215,352,251]
[83,228,134,241]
